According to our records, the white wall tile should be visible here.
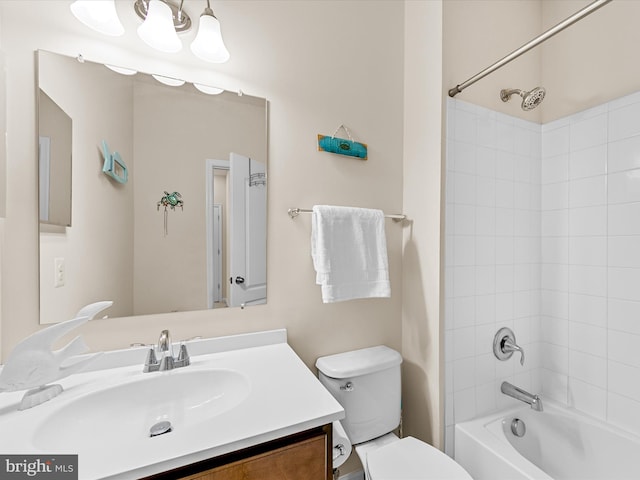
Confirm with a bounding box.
[542,125,570,158]
[608,330,640,368]
[454,172,476,205]
[609,202,640,235]
[609,236,640,268]
[609,102,640,141]
[453,357,476,391]
[569,144,606,179]
[609,298,640,335]
[569,236,607,266]
[542,182,568,210]
[569,350,607,388]
[476,146,496,178]
[609,267,640,302]
[453,140,476,175]
[569,175,606,208]
[569,206,607,236]
[541,154,569,184]
[570,113,608,151]
[608,135,640,173]
[569,321,606,357]
[454,108,477,144]
[568,378,607,421]
[568,265,607,297]
[541,210,569,236]
[569,293,607,328]
[453,326,475,360]
[609,361,640,402]
[542,342,569,374]
[608,169,640,205]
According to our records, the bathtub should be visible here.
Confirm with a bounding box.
[454,400,640,480]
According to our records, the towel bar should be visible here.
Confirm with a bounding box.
[287,208,406,221]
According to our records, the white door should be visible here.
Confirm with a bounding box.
[228,153,267,307]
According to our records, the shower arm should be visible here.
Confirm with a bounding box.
[448,0,612,98]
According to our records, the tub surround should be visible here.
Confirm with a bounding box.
[455,399,640,480]
[0,329,344,479]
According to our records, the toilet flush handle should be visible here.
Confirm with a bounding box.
[340,382,354,391]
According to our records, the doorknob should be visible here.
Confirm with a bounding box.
[235,276,245,284]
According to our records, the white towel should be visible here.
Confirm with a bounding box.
[311,205,390,303]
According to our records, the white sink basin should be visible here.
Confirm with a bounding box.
[33,368,250,451]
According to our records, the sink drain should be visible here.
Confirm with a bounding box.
[150,420,172,437]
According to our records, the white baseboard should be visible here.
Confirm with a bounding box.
[339,470,364,480]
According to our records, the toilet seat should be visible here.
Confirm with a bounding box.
[366,436,473,479]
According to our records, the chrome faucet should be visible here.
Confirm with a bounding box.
[143,329,190,372]
[501,381,543,412]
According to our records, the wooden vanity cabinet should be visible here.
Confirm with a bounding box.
[144,425,332,480]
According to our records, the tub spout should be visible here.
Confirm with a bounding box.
[501,381,543,412]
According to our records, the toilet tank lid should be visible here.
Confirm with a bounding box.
[316,345,402,379]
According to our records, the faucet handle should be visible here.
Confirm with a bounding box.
[493,327,525,366]
[177,344,190,366]
[502,337,525,366]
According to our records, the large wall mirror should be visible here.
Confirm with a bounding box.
[37,50,267,325]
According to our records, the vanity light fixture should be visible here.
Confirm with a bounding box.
[70,0,125,37]
[70,0,230,63]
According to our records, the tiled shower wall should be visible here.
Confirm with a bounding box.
[444,98,542,454]
[445,91,640,455]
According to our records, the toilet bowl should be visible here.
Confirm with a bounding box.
[355,433,472,479]
[318,346,472,480]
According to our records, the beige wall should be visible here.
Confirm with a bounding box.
[540,0,640,122]
[402,0,445,447]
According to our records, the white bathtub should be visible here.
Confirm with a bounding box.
[454,400,640,480]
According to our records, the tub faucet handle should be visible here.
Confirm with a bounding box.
[493,327,525,366]
[502,337,525,366]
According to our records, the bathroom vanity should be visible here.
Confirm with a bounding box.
[0,329,343,479]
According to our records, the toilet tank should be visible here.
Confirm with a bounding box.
[316,345,402,445]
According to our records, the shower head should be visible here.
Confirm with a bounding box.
[500,87,546,111]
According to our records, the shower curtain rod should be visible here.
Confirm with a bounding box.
[448,0,612,98]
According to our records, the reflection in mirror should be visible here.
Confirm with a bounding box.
[37,50,267,324]
[38,90,72,226]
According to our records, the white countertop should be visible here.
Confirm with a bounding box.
[0,329,344,479]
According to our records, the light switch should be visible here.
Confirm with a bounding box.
[54,257,65,288]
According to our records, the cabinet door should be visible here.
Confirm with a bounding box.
[181,434,328,480]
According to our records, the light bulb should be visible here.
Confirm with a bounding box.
[70,0,124,36]
[137,0,182,53]
[193,83,224,95]
[105,65,138,76]
[190,13,230,63]
[152,75,186,87]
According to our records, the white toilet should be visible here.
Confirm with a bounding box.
[316,345,473,479]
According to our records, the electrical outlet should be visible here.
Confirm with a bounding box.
[54,257,65,288]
